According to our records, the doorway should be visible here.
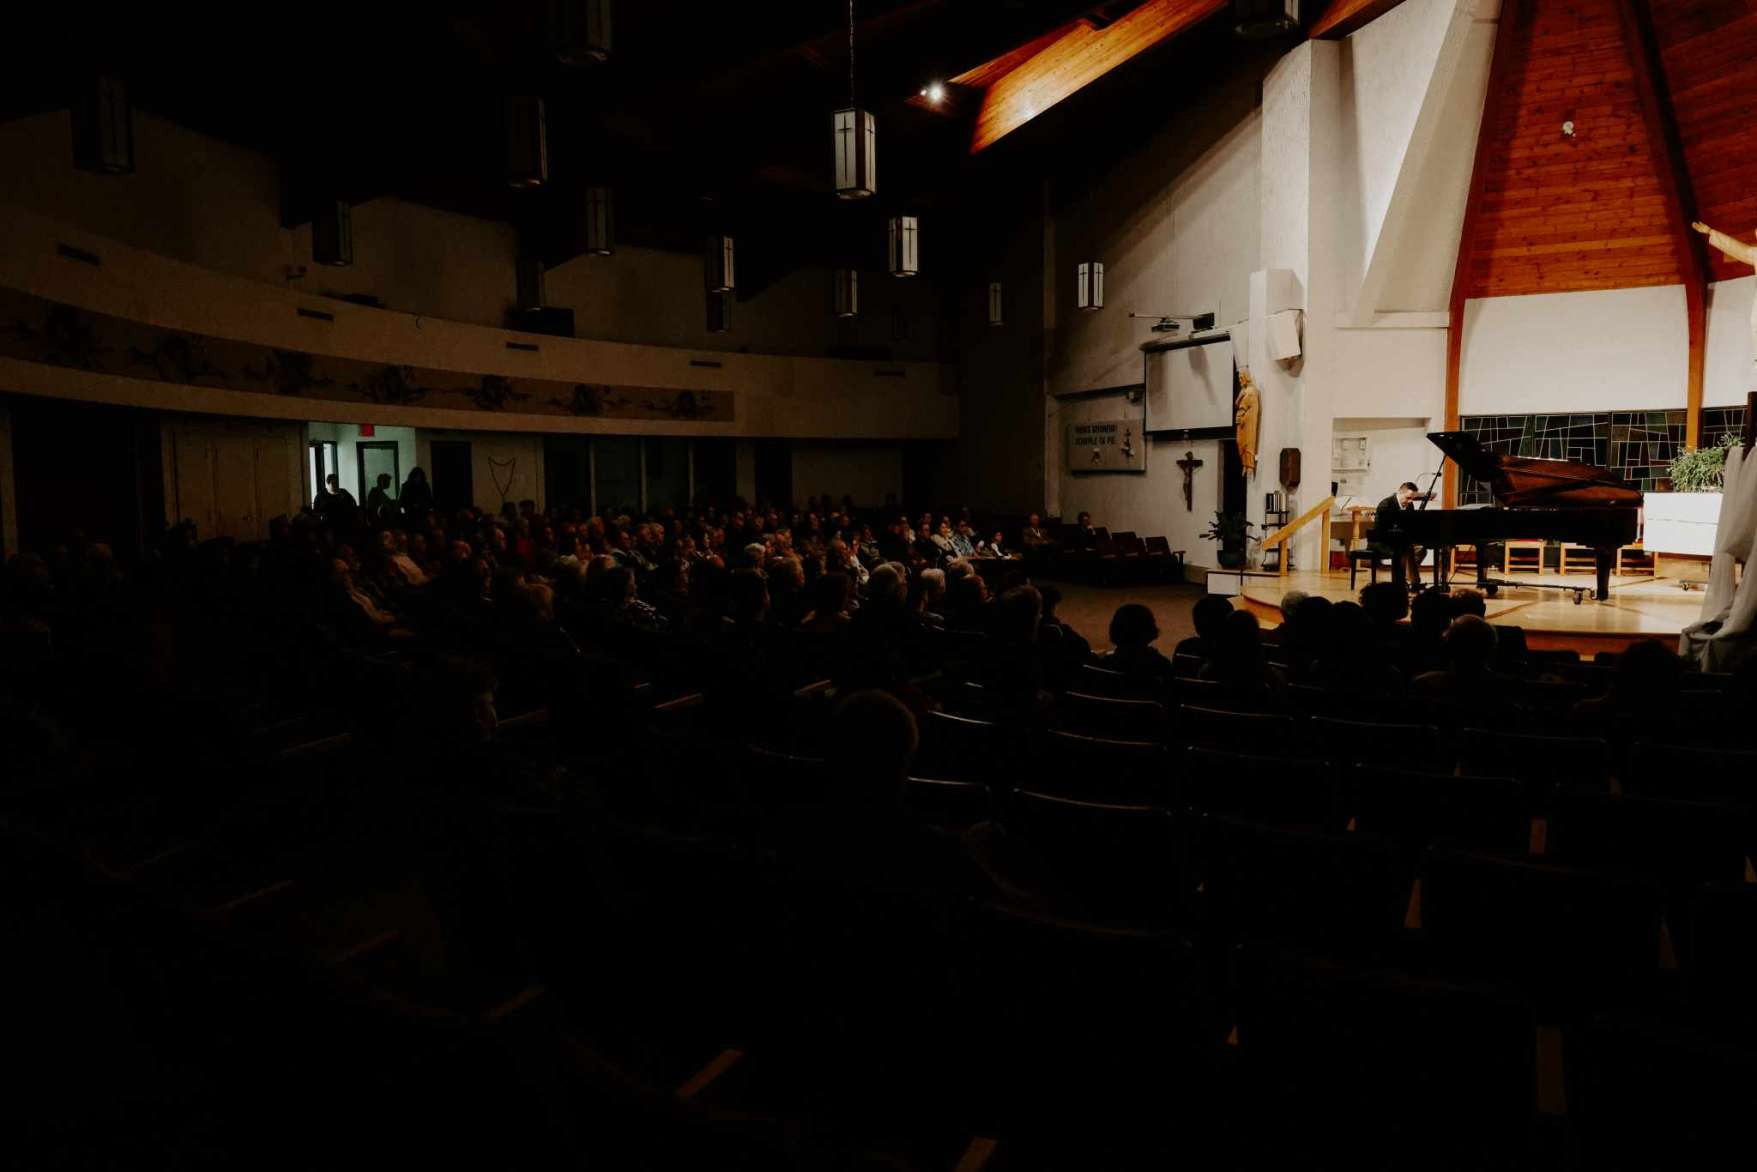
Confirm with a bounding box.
[308,440,338,505]
[430,440,473,513]
[356,440,400,506]
[753,439,791,509]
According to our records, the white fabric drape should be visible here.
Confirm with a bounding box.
[1680,443,1757,671]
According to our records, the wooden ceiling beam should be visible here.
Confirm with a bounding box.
[1445,0,1528,507]
[1613,0,1710,448]
[953,0,1226,153]
[1308,0,1409,40]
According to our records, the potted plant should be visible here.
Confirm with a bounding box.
[1201,509,1256,568]
[1668,434,1736,492]
[1646,434,1737,561]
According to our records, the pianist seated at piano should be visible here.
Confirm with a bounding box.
[1374,434,1641,601]
[1372,481,1436,589]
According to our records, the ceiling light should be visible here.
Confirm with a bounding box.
[926,82,945,103]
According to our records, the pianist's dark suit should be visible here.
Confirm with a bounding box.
[1373,494,1424,585]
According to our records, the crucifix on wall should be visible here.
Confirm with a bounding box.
[1176,450,1204,511]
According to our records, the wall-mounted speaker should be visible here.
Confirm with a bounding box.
[1267,309,1302,360]
[548,0,612,64]
[706,290,732,334]
[312,201,353,267]
[503,96,548,188]
[72,75,134,174]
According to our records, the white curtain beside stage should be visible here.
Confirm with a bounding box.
[1681,444,1757,672]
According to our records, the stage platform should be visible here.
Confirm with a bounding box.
[1231,568,1704,656]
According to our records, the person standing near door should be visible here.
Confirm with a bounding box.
[314,474,358,528]
[400,467,435,530]
[365,473,399,526]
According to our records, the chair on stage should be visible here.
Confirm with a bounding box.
[1503,540,1545,575]
[1447,545,1480,580]
[1560,544,1599,576]
[1615,543,1654,577]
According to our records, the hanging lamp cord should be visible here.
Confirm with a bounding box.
[848,0,856,106]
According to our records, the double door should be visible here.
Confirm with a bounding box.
[166,419,301,540]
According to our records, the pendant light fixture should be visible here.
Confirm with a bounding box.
[504,96,548,188]
[987,282,1004,327]
[833,0,876,199]
[516,257,547,310]
[1076,261,1104,311]
[706,290,732,333]
[312,200,353,267]
[887,215,919,277]
[547,0,612,64]
[583,185,614,255]
[832,268,859,318]
[705,234,736,293]
[1075,183,1104,311]
[72,74,133,175]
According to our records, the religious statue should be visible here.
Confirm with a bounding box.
[1235,368,1261,476]
[1693,220,1757,365]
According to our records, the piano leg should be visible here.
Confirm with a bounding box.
[1595,547,1613,601]
[1389,545,1408,590]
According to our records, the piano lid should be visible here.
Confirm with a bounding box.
[1427,432,1641,508]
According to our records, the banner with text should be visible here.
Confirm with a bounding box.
[1068,419,1146,473]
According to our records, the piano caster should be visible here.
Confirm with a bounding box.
[1573,589,1587,605]
[1484,584,1499,598]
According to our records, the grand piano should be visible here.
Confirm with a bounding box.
[1373,432,1641,602]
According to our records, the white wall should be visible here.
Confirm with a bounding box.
[1055,391,1222,567]
[1346,0,1458,289]
[415,431,546,512]
[1332,417,1439,505]
[1459,286,1689,414]
[1047,86,1262,394]
[1706,276,1755,407]
[789,442,903,509]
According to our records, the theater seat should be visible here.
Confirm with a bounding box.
[1008,789,1186,927]
[1348,765,1529,864]
[1198,814,1405,955]
[1053,690,1168,740]
[1419,847,1663,1014]
[1033,730,1173,804]
[1570,1013,1757,1171]
[1182,747,1339,829]
[1177,705,1301,754]
[1233,941,1536,1170]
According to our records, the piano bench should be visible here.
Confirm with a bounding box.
[1348,548,1389,589]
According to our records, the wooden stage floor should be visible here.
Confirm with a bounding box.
[1231,568,1704,654]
